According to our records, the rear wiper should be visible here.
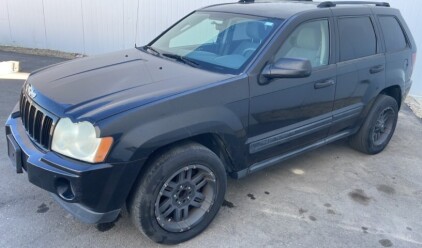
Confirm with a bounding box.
[162,53,199,68]
[144,46,160,56]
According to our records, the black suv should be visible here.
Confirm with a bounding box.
[5,0,417,244]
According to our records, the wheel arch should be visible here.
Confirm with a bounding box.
[380,85,402,109]
[141,133,236,175]
[125,133,235,209]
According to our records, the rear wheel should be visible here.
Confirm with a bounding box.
[128,142,227,244]
[349,95,399,154]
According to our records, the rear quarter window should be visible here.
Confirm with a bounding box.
[378,16,408,52]
[338,17,377,62]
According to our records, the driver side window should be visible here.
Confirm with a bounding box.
[275,19,329,67]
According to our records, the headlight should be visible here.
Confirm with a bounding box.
[52,118,113,163]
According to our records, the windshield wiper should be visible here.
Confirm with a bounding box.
[162,53,199,68]
[144,45,161,56]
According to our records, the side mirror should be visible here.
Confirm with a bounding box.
[262,58,312,79]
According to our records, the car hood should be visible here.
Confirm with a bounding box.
[26,48,234,123]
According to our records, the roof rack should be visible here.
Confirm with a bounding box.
[318,1,390,8]
[238,0,313,3]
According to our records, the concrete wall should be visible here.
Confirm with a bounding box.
[0,0,421,95]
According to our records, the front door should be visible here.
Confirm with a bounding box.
[247,17,336,165]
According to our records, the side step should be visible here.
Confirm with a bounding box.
[231,130,352,179]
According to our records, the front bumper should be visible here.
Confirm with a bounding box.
[5,114,144,224]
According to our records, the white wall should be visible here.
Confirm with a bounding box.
[0,0,228,54]
[0,0,421,95]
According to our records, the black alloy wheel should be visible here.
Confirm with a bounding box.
[371,107,395,146]
[154,164,217,233]
[349,95,398,154]
[128,142,227,244]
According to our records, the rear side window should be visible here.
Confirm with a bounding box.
[338,17,377,62]
[379,16,408,52]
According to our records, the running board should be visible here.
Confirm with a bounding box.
[231,130,352,179]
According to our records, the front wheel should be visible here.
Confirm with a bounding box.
[349,95,399,154]
[128,142,227,244]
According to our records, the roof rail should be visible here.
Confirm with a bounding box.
[238,0,313,3]
[318,1,390,8]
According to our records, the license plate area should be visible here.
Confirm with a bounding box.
[6,134,23,173]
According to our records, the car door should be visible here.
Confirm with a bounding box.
[247,12,336,167]
[329,9,386,135]
[376,14,415,97]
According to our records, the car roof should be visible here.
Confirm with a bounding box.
[200,1,394,19]
[201,1,318,19]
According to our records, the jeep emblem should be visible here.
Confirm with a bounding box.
[26,84,37,98]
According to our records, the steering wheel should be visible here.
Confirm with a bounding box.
[242,48,256,57]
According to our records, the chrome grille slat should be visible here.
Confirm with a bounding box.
[19,93,56,149]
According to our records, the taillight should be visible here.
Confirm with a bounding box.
[410,52,417,78]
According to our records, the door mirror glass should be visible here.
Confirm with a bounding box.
[262,58,312,79]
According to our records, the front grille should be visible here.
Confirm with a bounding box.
[20,93,56,149]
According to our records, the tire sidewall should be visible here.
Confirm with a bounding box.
[137,146,227,244]
[364,96,399,154]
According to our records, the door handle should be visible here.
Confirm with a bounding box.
[370,65,385,74]
[314,79,335,89]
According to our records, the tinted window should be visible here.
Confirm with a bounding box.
[379,16,407,52]
[232,22,249,41]
[169,18,220,47]
[338,17,377,61]
[151,12,281,73]
[275,20,330,67]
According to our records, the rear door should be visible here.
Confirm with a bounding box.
[329,8,386,135]
[376,13,415,97]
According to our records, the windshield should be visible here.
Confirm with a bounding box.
[146,11,282,74]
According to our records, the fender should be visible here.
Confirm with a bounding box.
[97,77,250,171]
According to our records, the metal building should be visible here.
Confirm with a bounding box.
[0,0,420,96]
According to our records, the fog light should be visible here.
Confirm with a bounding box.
[55,178,75,201]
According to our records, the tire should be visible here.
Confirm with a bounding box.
[349,95,399,155]
[128,142,227,244]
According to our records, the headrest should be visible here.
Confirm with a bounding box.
[246,22,266,41]
[295,27,321,50]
